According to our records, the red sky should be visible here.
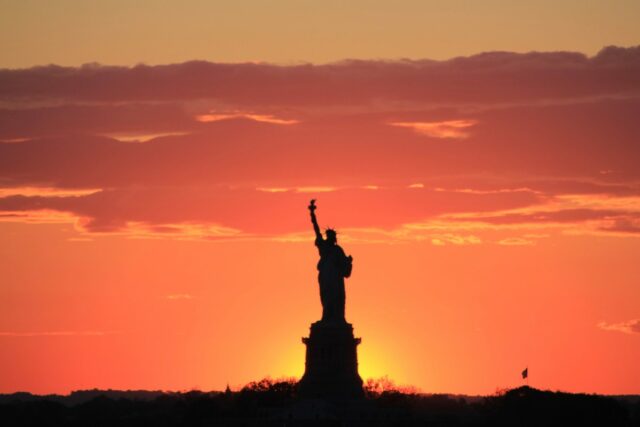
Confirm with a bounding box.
[1,3,640,396]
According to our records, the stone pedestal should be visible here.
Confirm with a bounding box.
[297,321,364,399]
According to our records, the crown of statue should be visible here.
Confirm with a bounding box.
[325,228,337,236]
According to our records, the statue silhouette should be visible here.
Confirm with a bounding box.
[299,200,363,398]
[309,199,353,323]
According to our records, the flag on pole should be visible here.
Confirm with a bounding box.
[522,367,528,379]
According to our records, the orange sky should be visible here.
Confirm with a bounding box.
[1,2,640,396]
[2,0,640,67]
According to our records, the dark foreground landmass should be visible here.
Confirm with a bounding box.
[1,379,639,426]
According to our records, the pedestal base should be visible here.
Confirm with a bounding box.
[298,321,364,399]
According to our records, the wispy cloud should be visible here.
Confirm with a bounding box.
[256,187,290,193]
[598,218,640,235]
[0,187,102,198]
[257,186,339,194]
[2,49,640,243]
[102,131,191,142]
[195,112,298,125]
[597,319,640,334]
[0,209,80,225]
[430,234,482,246]
[295,186,338,193]
[0,331,120,337]
[498,237,534,246]
[389,120,478,139]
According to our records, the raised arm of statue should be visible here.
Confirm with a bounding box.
[308,199,322,241]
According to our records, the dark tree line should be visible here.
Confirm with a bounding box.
[1,379,638,426]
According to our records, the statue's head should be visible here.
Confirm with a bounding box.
[325,228,337,244]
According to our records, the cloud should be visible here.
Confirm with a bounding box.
[498,237,534,246]
[1,47,639,241]
[597,319,640,334]
[598,218,640,234]
[3,96,640,195]
[195,112,299,125]
[3,182,640,240]
[389,120,477,139]
[0,187,101,198]
[256,187,290,193]
[430,234,482,246]
[0,186,542,235]
[166,294,194,300]
[0,209,78,225]
[5,97,640,190]
[295,186,338,193]
[0,331,119,337]
[454,208,627,225]
[104,131,192,143]
[2,46,639,106]
[0,104,195,139]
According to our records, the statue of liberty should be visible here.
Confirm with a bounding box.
[308,199,353,324]
[299,199,363,398]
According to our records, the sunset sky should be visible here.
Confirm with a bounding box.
[1,1,640,396]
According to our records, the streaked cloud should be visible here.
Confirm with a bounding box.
[2,184,640,242]
[102,131,191,143]
[434,187,538,195]
[430,234,482,246]
[196,112,298,125]
[0,209,79,225]
[0,185,542,237]
[597,319,640,335]
[295,186,338,193]
[0,331,120,337]
[115,222,243,240]
[3,47,638,106]
[0,187,102,198]
[1,47,640,244]
[498,237,534,246]
[599,218,640,234]
[257,187,290,193]
[389,120,478,139]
